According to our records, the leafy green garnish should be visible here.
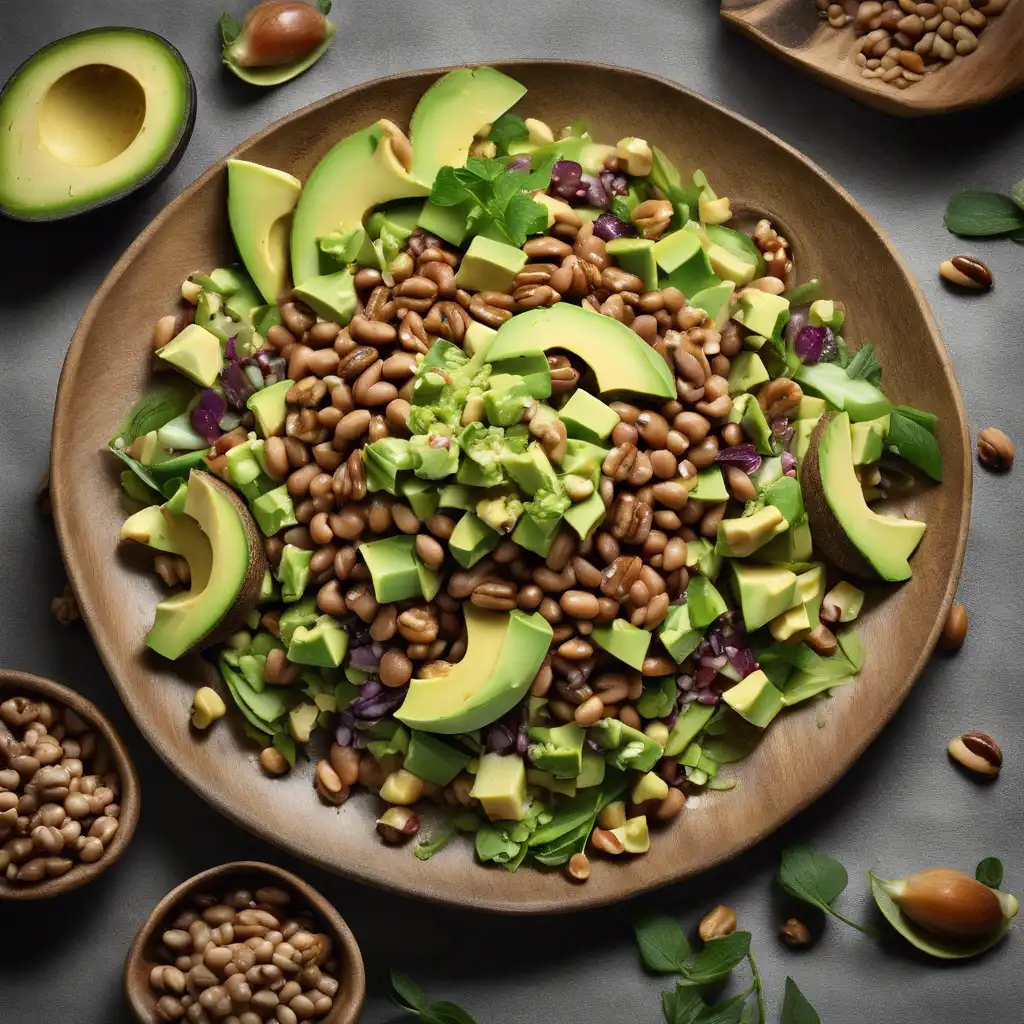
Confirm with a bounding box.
[894,404,937,435]
[271,731,297,768]
[414,822,458,861]
[780,978,820,1024]
[885,408,943,482]
[944,190,1024,237]
[218,11,242,46]
[680,932,752,985]
[488,113,529,155]
[112,379,196,447]
[976,856,1004,889]
[635,914,692,973]
[429,155,555,246]
[778,844,880,938]
[844,344,882,387]
[391,971,476,1023]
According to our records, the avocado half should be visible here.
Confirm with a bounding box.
[0,28,196,222]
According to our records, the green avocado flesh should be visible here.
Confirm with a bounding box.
[803,412,925,581]
[396,605,552,734]
[0,29,193,219]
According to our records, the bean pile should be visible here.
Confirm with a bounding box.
[0,695,122,884]
[147,884,341,1023]
[817,0,1010,88]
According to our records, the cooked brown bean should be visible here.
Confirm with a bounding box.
[379,649,413,688]
[560,590,600,619]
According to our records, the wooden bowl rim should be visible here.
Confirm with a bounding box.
[122,860,366,1024]
[0,669,141,900]
[51,60,971,913]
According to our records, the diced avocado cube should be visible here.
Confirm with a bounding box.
[502,442,558,496]
[360,535,435,603]
[156,324,223,388]
[258,569,277,605]
[706,242,756,286]
[526,770,577,797]
[690,466,728,503]
[487,351,552,398]
[664,702,715,757]
[401,477,439,520]
[727,351,770,395]
[809,298,844,332]
[561,438,609,480]
[679,741,702,768]
[592,719,663,773]
[511,509,561,556]
[454,236,528,293]
[728,393,775,456]
[527,723,586,779]
[410,434,459,480]
[796,395,827,421]
[763,475,804,524]
[250,484,298,537]
[577,751,606,789]
[226,440,271,502]
[716,505,788,558]
[659,603,704,664]
[404,731,471,786]
[559,390,620,444]
[417,198,475,246]
[449,512,501,568]
[277,597,317,643]
[288,703,320,743]
[605,237,658,291]
[685,575,728,628]
[653,228,716,295]
[610,815,650,854]
[476,493,524,534]
[685,538,722,581]
[438,483,477,511]
[722,669,784,728]
[631,771,669,804]
[470,752,527,822]
[590,619,652,671]
[792,418,817,472]
[731,564,798,632]
[689,281,736,329]
[276,545,313,603]
[851,416,888,465]
[752,516,813,565]
[822,581,865,623]
[483,373,532,426]
[563,490,606,540]
[735,291,790,341]
[247,379,293,439]
[463,320,497,358]
[287,616,349,668]
[292,268,357,325]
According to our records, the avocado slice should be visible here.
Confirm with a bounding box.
[689,466,728,504]
[290,121,428,286]
[728,394,775,456]
[146,471,266,659]
[794,363,892,423]
[487,303,674,400]
[605,238,658,291]
[664,702,715,757]
[291,268,357,325]
[226,159,302,304]
[685,575,728,628]
[409,67,526,187]
[0,28,195,221]
[803,412,925,581]
[396,606,552,734]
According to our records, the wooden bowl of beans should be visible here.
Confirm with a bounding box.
[0,669,140,899]
[123,861,365,1024]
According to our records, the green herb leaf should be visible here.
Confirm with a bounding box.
[425,1002,477,1024]
[944,190,1024,237]
[885,409,943,482]
[474,823,523,865]
[218,11,242,46]
[414,822,458,861]
[430,166,472,207]
[271,731,297,768]
[112,379,197,446]
[976,857,1004,889]
[488,113,529,155]
[502,192,549,246]
[844,344,882,387]
[635,914,692,973]
[465,156,506,182]
[1012,180,1024,214]
[746,949,765,1024]
[894,404,938,435]
[679,932,751,985]
[316,0,332,14]
[391,970,429,1012]
[695,994,749,1024]
[778,844,879,938]
[781,978,820,1024]
[663,984,707,1024]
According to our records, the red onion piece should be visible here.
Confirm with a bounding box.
[715,442,762,475]
[593,213,635,241]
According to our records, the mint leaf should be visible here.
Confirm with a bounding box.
[894,404,938,435]
[781,978,820,1024]
[218,11,241,46]
[778,844,879,938]
[502,192,548,245]
[663,985,707,1024]
[425,1002,476,1024]
[680,932,751,985]
[844,344,882,386]
[1012,179,1024,214]
[885,409,942,482]
[464,156,505,182]
[414,822,457,861]
[695,994,749,1024]
[391,971,429,1012]
[635,914,692,973]
[944,190,1024,237]
[430,166,472,207]
[489,113,528,155]
[520,153,557,193]
[976,856,1004,889]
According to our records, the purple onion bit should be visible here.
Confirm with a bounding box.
[781,452,798,478]
[593,213,635,242]
[600,170,628,198]
[486,723,516,755]
[190,389,226,443]
[549,160,586,201]
[349,684,407,722]
[507,155,531,171]
[225,338,239,361]
[348,641,384,672]
[221,360,254,411]
[783,305,810,346]
[715,442,762,475]
[580,173,608,208]
[794,325,833,365]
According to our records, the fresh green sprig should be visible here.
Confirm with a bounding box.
[843,344,882,387]
[945,188,1024,238]
[488,114,529,155]
[976,856,1004,889]
[777,844,880,939]
[781,978,820,1024]
[885,408,942,482]
[391,972,476,1024]
[429,155,556,246]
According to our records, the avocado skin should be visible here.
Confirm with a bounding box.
[0,29,196,223]
[800,413,874,579]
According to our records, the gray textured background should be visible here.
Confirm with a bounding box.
[1,1,1022,1021]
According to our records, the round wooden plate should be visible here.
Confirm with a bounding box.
[51,61,970,913]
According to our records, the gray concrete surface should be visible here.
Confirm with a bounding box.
[1,1,1022,1021]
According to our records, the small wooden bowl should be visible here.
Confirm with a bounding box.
[123,861,366,1024]
[0,669,140,900]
